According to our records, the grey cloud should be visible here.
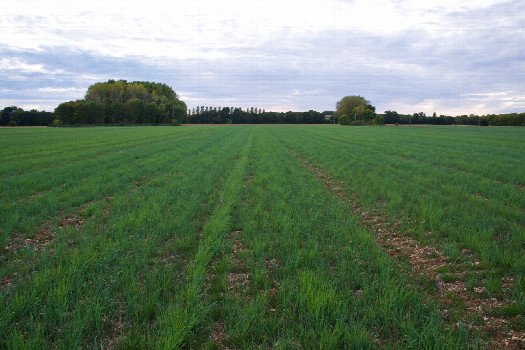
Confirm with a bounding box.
[2,1,525,114]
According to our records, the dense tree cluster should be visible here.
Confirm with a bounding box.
[187,107,328,124]
[475,113,525,126]
[335,96,377,124]
[53,80,187,125]
[382,111,525,126]
[0,107,54,126]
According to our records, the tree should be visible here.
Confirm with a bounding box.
[107,102,123,124]
[157,104,170,123]
[336,96,369,119]
[384,110,400,124]
[54,102,74,124]
[82,101,104,124]
[125,98,143,124]
[338,114,349,125]
[85,83,106,103]
[373,115,385,125]
[479,117,489,126]
[144,102,159,123]
[0,106,18,126]
[72,100,84,124]
[412,112,426,124]
[74,80,183,123]
[362,108,376,122]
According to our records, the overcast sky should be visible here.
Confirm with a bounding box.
[1,0,524,115]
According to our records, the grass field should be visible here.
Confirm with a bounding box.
[1,125,524,349]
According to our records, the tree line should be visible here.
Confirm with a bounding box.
[1,88,525,126]
[0,107,54,126]
[382,111,525,126]
[2,105,524,127]
[187,108,327,124]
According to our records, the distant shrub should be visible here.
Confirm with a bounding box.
[172,119,180,126]
[51,119,61,127]
[338,114,349,125]
[373,115,385,125]
[350,119,366,126]
[9,120,16,127]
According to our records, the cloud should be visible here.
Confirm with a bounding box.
[1,0,524,114]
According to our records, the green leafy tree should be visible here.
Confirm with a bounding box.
[353,105,366,120]
[362,108,376,122]
[172,105,186,124]
[412,112,426,124]
[0,106,18,126]
[144,102,159,123]
[54,102,75,124]
[384,110,400,124]
[157,104,170,123]
[85,83,106,103]
[125,98,144,124]
[82,101,104,124]
[479,117,489,126]
[373,115,385,125]
[338,114,349,125]
[336,96,369,119]
[106,102,123,124]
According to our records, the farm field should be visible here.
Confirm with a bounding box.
[0,125,524,349]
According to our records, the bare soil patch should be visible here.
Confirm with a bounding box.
[227,231,250,296]
[4,228,54,253]
[210,230,251,347]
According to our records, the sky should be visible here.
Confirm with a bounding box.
[1,0,524,115]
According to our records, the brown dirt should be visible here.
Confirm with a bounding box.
[227,231,250,295]
[0,275,14,290]
[210,229,251,347]
[60,215,87,228]
[4,228,54,253]
[0,126,47,128]
[99,306,129,349]
[474,192,490,201]
[2,201,96,293]
[14,184,66,204]
[290,148,524,349]
[1,227,55,292]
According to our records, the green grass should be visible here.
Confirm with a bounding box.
[1,125,523,348]
[277,125,525,286]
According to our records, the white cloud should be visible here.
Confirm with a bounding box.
[1,0,524,114]
[0,58,63,74]
[5,0,507,58]
[388,90,525,116]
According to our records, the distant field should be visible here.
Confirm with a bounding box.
[1,125,524,348]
